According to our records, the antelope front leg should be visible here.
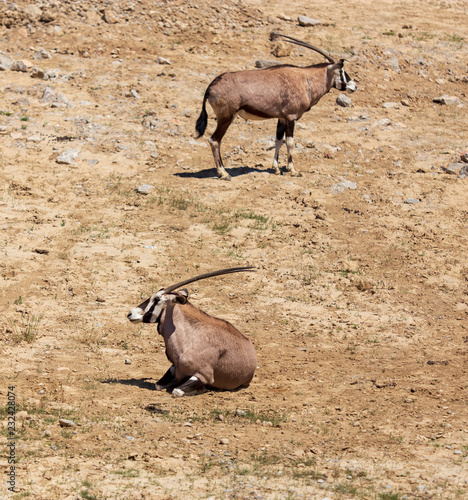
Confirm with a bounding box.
[272,120,285,175]
[155,365,178,391]
[285,120,302,177]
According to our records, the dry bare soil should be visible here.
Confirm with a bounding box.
[1,1,467,499]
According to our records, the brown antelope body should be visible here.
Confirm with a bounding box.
[195,33,356,180]
[127,267,257,397]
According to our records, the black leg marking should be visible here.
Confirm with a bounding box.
[172,376,207,397]
[273,120,286,174]
[155,366,178,391]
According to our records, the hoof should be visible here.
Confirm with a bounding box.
[172,388,185,397]
[219,175,231,181]
[273,169,281,175]
[155,384,164,391]
[290,171,303,177]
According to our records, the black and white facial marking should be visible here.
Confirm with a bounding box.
[127,289,166,324]
[334,60,357,92]
[127,289,189,324]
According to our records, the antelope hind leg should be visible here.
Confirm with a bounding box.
[172,376,207,397]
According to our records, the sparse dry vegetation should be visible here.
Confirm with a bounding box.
[1,0,467,498]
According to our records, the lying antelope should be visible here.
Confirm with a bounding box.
[127,267,257,397]
[195,32,356,180]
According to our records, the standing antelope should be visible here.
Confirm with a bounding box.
[195,32,356,180]
[127,267,257,397]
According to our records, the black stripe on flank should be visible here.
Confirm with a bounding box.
[240,105,273,119]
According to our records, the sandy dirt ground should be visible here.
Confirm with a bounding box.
[1,0,467,498]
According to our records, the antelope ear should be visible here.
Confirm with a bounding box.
[176,289,189,304]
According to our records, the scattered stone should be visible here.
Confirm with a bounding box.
[433,95,460,105]
[277,13,294,22]
[404,198,420,204]
[157,56,171,65]
[11,60,33,72]
[59,419,76,428]
[442,163,464,175]
[384,57,400,72]
[383,102,400,109]
[30,67,45,79]
[235,409,246,417]
[56,149,80,165]
[0,51,14,71]
[87,159,99,166]
[14,97,30,107]
[271,41,291,58]
[255,60,279,69]
[459,165,468,179]
[33,49,52,60]
[331,178,357,194]
[23,5,42,22]
[43,429,52,437]
[124,359,132,365]
[41,86,56,104]
[40,9,56,23]
[103,9,118,24]
[298,15,321,27]
[219,438,229,445]
[460,153,468,163]
[336,94,352,107]
[142,114,158,129]
[136,184,155,195]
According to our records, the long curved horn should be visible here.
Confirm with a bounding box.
[163,266,256,294]
[270,32,336,64]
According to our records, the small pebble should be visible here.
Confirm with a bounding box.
[59,419,76,428]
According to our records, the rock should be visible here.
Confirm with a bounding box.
[459,165,468,179]
[125,359,132,365]
[142,114,158,129]
[30,67,45,79]
[255,60,279,69]
[433,95,460,105]
[298,15,321,27]
[404,198,420,204]
[40,10,56,23]
[442,163,464,175]
[157,56,171,65]
[130,89,140,99]
[40,86,56,104]
[383,102,400,109]
[460,153,468,163]
[23,5,42,22]
[33,49,52,60]
[277,13,294,22]
[56,149,80,165]
[59,419,76,428]
[331,179,357,194]
[271,41,291,58]
[336,94,351,107]
[384,57,400,72]
[103,9,118,24]
[0,51,14,71]
[11,60,33,72]
[219,438,229,445]
[136,184,154,195]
